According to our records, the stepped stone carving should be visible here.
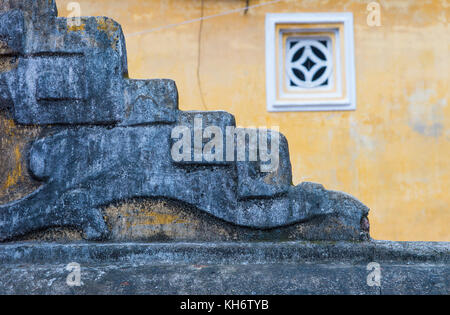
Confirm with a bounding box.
[0,0,370,241]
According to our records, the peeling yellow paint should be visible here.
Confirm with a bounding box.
[2,145,22,190]
[3,118,16,137]
[66,23,86,32]
[102,198,244,241]
[128,210,188,226]
[104,200,188,230]
[96,17,119,33]
[0,115,41,202]
[96,17,120,50]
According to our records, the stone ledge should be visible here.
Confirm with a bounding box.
[1,240,448,265]
[1,262,448,295]
[0,241,448,294]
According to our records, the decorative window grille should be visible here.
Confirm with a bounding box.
[286,36,333,89]
[265,13,356,111]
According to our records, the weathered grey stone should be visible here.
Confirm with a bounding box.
[0,10,24,54]
[0,0,369,242]
[1,240,447,265]
[0,1,127,124]
[236,129,292,199]
[0,241,448,295]
[0,123,369,240]
[172,110,236,165]
[2,262,448,295]
[121,79,179,125]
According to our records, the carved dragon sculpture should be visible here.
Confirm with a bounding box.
[0,0,369,241]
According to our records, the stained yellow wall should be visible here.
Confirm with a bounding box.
[55,0,449,241]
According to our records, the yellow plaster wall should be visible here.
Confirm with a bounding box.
[55,0,449,241]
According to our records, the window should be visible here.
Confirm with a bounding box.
[265,13,356,111]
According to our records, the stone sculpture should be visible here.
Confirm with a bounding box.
[0,0,370,242]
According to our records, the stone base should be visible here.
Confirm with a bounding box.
[0,240,448,295]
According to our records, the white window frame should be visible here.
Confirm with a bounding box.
[265,13,356,112]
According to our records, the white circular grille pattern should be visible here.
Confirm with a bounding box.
[286,38,333,89]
